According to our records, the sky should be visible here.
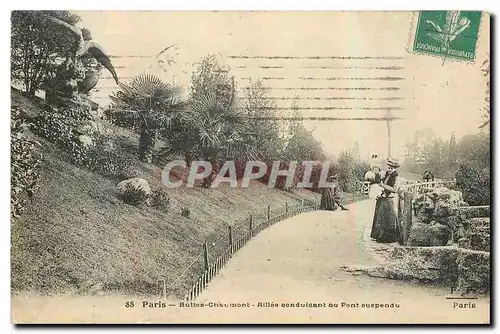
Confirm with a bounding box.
[73,11,490,161]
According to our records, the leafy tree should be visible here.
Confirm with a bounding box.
[455,162,490,206]
[11,11,76,96]
[283,96,324,162]
[337,150,358,192]
[11,11,101,97]
[243,79,283,159]
[190,54,235,106]
[284,125,324,162]
[108,73,186,162]
[288,95,302,137]
[447,133,458,171]
[454,133,490,205]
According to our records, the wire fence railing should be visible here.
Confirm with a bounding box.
[153,193,368,301]
[155,198,308,298]
[181,200,319,302]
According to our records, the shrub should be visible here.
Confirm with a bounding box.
[151,189,170,212]
[455,162,490,206]
[32,105,134,179]
[181,207,191,218]
[30,105,76,150]
[84,133,134,179]
[454,133,490,206]
[11,106,42,217]
[30,104,91,167]
[121,182,150,206]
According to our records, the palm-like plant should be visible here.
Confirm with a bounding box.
[192,92,258,187]
[162,90,258,187]
[109,73,186,162]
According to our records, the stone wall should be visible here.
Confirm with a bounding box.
[385,188,490,295]
[407,187,468,247]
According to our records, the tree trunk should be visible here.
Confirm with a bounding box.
[201,156,218,188]
[139,129,156,163]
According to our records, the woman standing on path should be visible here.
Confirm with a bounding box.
[370,157,405,243]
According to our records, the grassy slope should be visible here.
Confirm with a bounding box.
[10,91,320,298]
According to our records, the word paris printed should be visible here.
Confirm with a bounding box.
[10,11,490,324]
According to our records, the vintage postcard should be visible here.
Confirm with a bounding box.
[10,10,490,324]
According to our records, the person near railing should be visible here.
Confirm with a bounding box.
[320,175,337,211]
[370,157,405,243]
[320,174,348,211]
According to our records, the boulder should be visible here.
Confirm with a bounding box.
[467,218,490,252]
[77,135,94,149]
[456,206,490,218]
[410,187,468,245]
[384,246,459,283]
[452,215,490,247]
[364,246,490,295]
[413,187,467,223]
[455,249,490,294]
[117,178,151,205]
[407,221,451,246]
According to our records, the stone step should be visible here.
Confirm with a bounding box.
[467,234,490,252]
[469,217,490,229]
[374,246,490,295]
[456,206,490,218]
[466,218,490,252]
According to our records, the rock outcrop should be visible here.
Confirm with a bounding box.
[407,187,468,246]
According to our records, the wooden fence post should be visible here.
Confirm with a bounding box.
[401,192,413,245]
[267,205,271,220]
[285,202,288,213]
[228,226,233,250]
[249,214,253,236]
[158,279,166,298]
[203,243,209,271]
[301,198,304,207]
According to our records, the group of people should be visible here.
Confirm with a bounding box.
[319,157,405,244]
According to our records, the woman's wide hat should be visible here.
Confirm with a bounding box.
[387,157,400,168]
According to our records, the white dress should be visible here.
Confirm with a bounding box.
[368,171,385,199]
[368,183,382,199]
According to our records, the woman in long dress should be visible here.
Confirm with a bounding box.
[320,175,338,211]
[370,158,404,243]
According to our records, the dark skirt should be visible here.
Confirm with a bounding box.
[320,189,337,211]
[370,197,398,243]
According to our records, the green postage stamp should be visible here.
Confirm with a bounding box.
[413,11,482,61]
